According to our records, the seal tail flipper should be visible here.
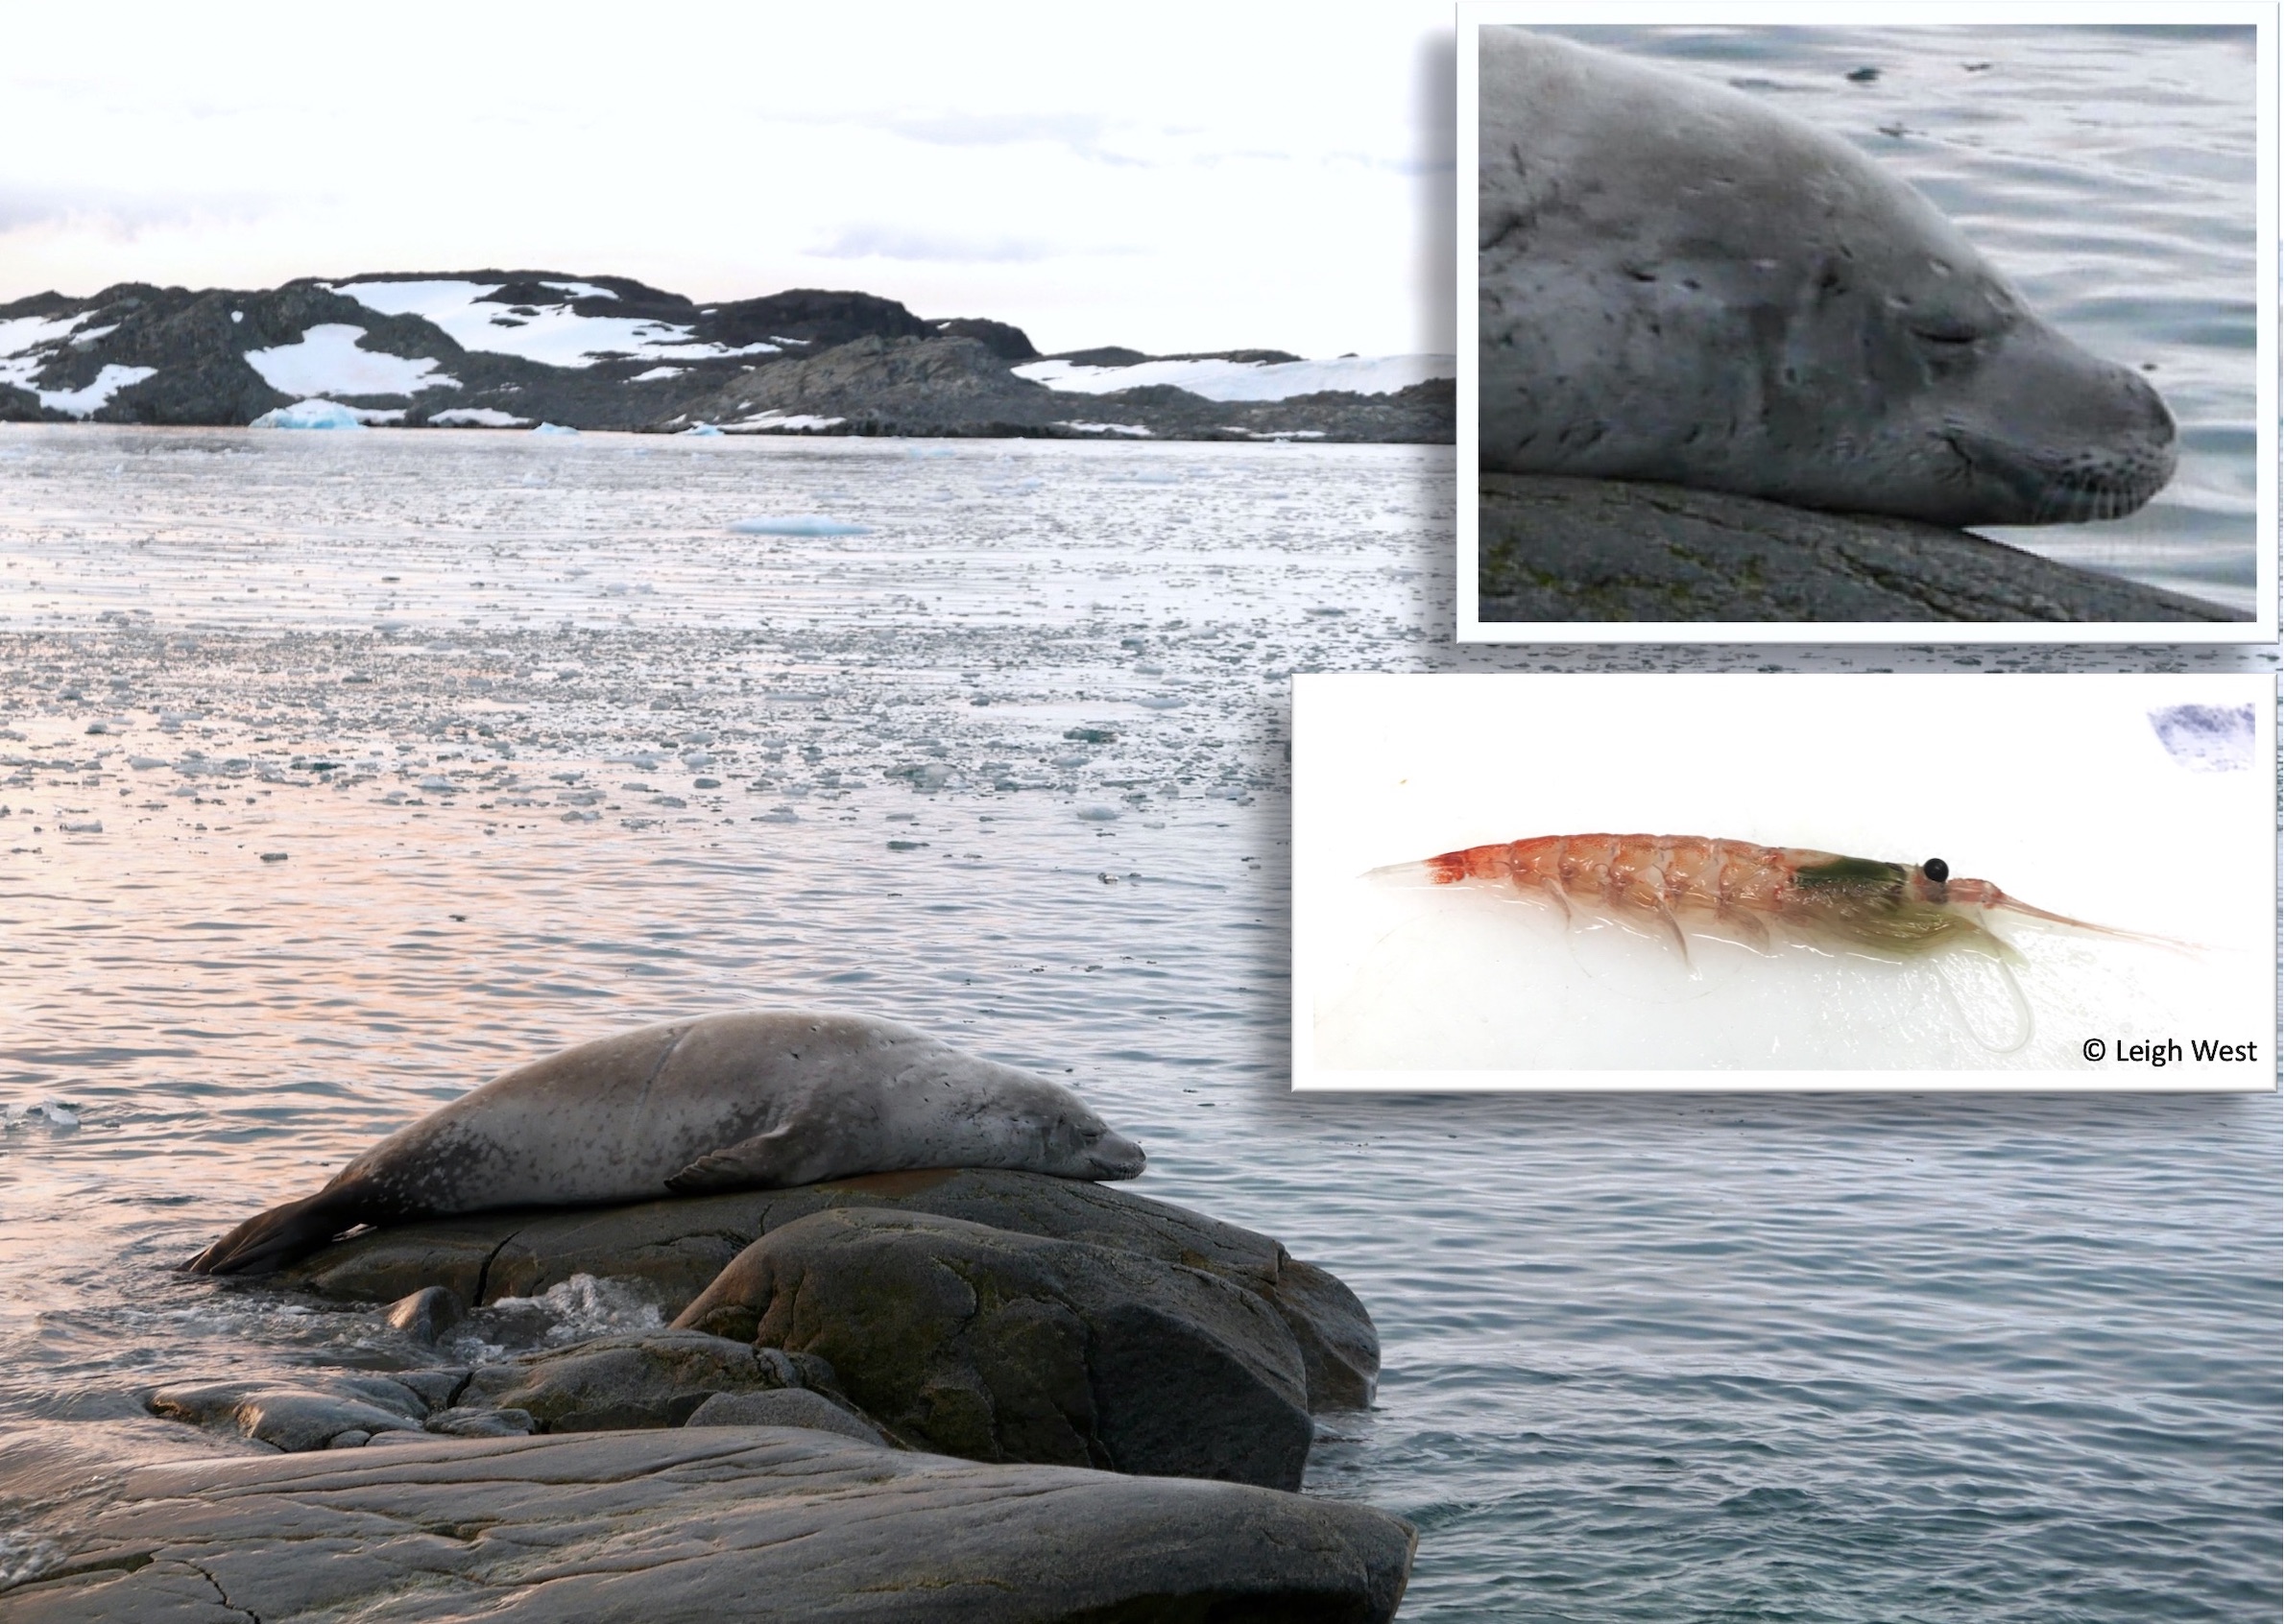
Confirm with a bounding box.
[665,1127,808,1195]
[180,1189,358,1276]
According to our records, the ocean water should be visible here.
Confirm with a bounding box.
[0,427,2274,1618]
[1527,24,2263,616]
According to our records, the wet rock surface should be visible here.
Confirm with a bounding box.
[1,1429,1417,1623]
[272,1168,1380,1414]
[457,1330,843,1434]
[673,1206,1315,1488]
[1479,473,2242,623]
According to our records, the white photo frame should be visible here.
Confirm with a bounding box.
[1456,6,2279,643]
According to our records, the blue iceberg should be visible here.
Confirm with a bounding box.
[249,398,367,430]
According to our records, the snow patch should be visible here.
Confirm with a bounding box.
[36,365,157,418]
[428,407,528,428]
[1016,352,1454,401]
[540,280,618,301]
[244,324,457,397]
[331,279,777,370]
[627,366,686,382]
[727,411,844,433]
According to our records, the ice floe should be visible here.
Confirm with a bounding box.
[428,407,528,428]
[1059,421,1152,437]
[728,515,874,537]
[331,279,777,370]
[531,422,578,436]
[1016,352,1454,401]
[243,324,458,397]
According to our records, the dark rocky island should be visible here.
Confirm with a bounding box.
[0,272,1453,444]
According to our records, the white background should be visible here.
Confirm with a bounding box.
[1293,672,2279,1088]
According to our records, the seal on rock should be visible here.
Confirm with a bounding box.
[1477,29,2177,527]
[184,1011,1146,1277]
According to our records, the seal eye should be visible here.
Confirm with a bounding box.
[1922,857,1949,883]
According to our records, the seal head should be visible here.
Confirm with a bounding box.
[1478,30,2177,527]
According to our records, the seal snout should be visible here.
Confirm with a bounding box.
[1086,1128,1147,1181]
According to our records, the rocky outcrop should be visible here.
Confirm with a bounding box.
[192,1170,1379,1492]
[2,1429,1416,1623]
[270,1167,1379,1415]
[1479,472,2246,623]
[672,1206,1316,1489]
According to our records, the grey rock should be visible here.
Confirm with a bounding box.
[147,1382,423,1453]
[422,1406,534,1438]
[685,1388,893,1445]
[271,1167,1379,1415]
[1479,472,2241,623]
[3,1430,1414,1623]
[385,1285,464,1345]
[456,1331,823,1433]
[672,1206,1315,1490]
[393,1368,469,1412]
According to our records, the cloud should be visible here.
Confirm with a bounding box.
[879,110,1148,167]
[809,226,1068,264]
[0,184,277,236]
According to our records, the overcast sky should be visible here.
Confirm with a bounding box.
[0,2,1456,358]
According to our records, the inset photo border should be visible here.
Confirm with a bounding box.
[1457,6,2278,643]
[1292,672,2279,1088]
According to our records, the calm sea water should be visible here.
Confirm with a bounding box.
[0,427,2274,1619]
[1532,24,2263,616]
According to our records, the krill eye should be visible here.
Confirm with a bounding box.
[1922,857,1950,883]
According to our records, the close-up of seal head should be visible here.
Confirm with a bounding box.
[1478,29,2178,528]
[182,1010,1146,1277]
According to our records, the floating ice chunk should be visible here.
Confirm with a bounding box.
[129,755,165,769]
[2150,704,2255,772]
[1017,352,1455,401]
[59,819,102,833]
[680,422,724,436]
[728,515,874,537]
[243,324,457,396]
[251,399,368,430]
[1076,805,1121,822]
[429,408,528,428]
[1057,421,1152,437]
[531,422,578,436]
[1134,696,1188,710]
[36,365,157,418]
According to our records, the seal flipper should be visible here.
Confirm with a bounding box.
[665,1127,816,1195]
[181,1188,361,1277]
